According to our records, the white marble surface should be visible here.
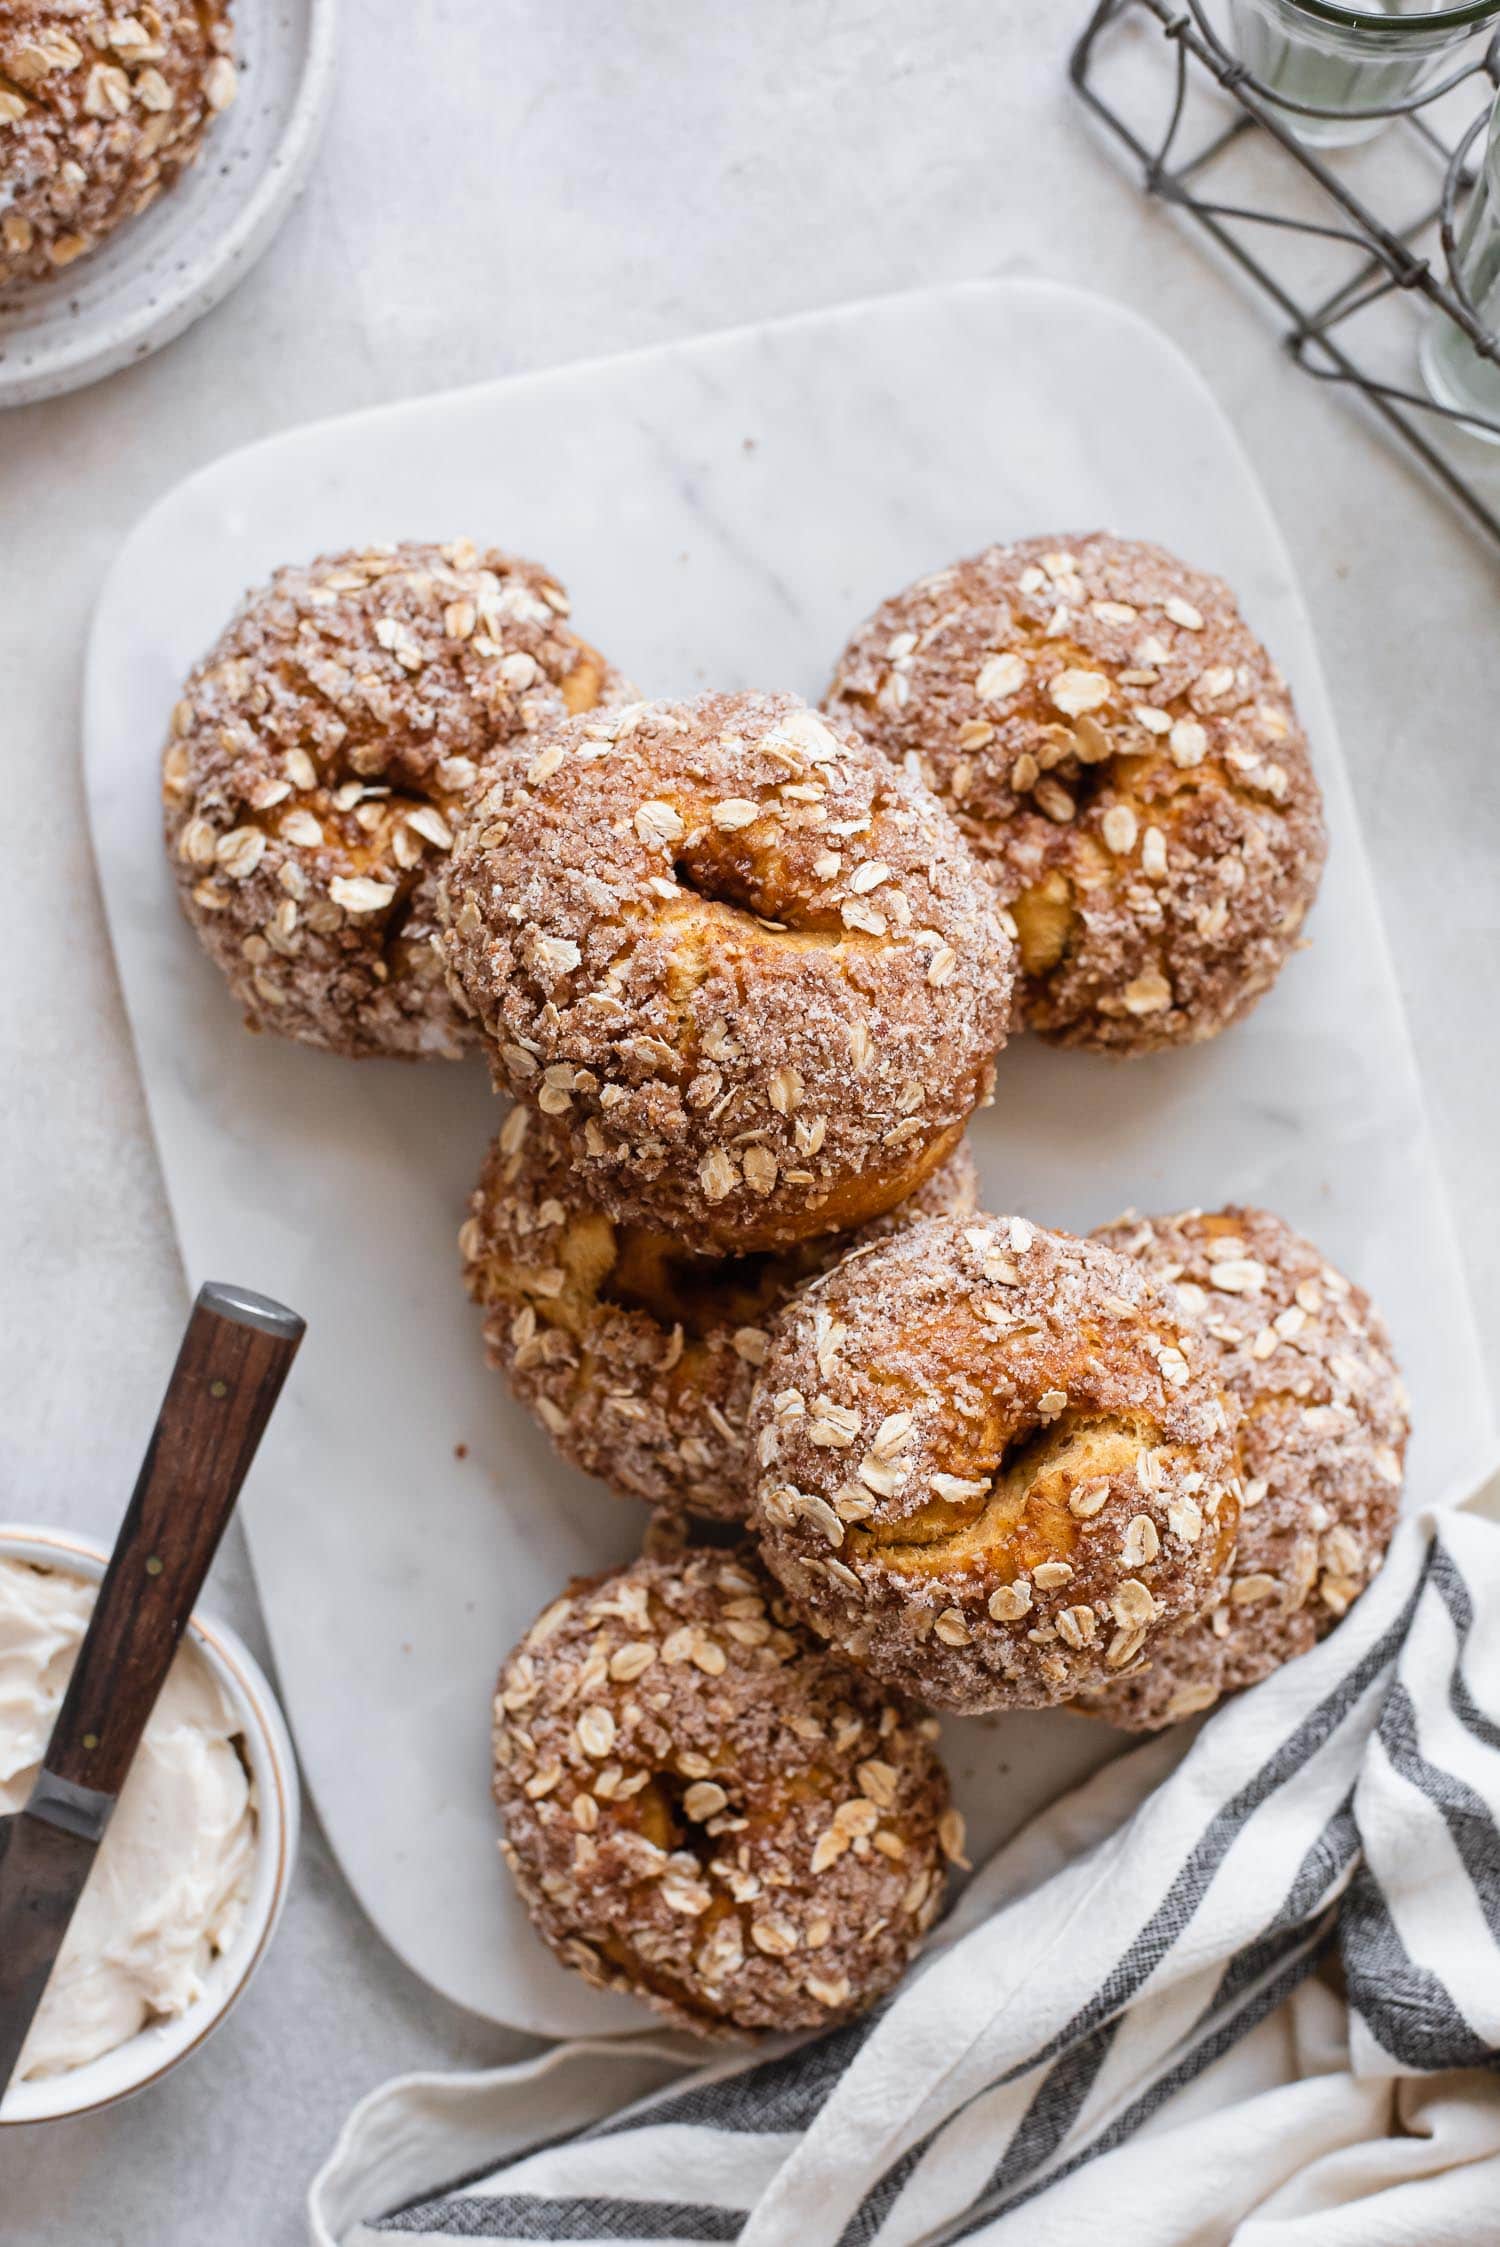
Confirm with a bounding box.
[84,276,1496,2042]
[1,3,1497,2241]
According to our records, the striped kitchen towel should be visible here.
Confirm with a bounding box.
[311,1498,1500,2247]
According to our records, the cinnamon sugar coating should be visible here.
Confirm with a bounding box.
[749,1213,1241,1713]
[0,4,236,284]
[825,533,1327,1054]
[462,1112,977,1520]
[440,691,1015,1252]
[1079,1206,1408,1731]
[493,1550,957,2037]
[163,542,629,1060]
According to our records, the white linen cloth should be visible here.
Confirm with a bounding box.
[310,1491,1500,2247]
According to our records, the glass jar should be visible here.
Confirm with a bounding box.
[1420,90,1500,433]
[1226,0,1500,149]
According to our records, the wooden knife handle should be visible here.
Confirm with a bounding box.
[44,1283,305,1801]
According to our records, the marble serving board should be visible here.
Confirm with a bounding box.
[84,281,1496,2037]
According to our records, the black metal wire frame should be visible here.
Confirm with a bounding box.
[1070,0,1500,552]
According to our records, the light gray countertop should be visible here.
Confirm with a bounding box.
[1,5,1496,2240]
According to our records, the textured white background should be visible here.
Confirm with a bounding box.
[0,4,1496,2241]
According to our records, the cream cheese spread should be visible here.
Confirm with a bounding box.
[0,1556,256,2080]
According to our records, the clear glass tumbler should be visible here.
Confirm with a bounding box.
[1420,90,1500,434]
[1226,0,1500,149]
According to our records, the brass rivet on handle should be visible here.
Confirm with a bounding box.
[82,1733,99,1750]
[209,1379,228,1399]
[145,1556,164,1576]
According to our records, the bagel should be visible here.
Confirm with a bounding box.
[493,1548,959,2036]
[748,1213,1241,1712]
[163,541,629,1059]
[461,1111,978,1519]
[440,690,1015,1251]
[1079,1206,1408,1729]
[0,4,236,284]
[825,533,1326,1053]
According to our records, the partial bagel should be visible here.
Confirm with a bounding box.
[0,3,236,284]
[1078,1206,1407,1730]
[163,542,629,1060]
[462,1113,978,1520]
[749,1212,1241,1713]
[440,691,1015,1251]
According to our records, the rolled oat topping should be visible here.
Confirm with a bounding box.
[440,691,1015,1252]
[462,1118,977,1520]
[162,541,629,1060]
[0,3,236,284]
[748,1213,1241,1713]
[825,533,1327,1054]
[493,1549,954,2036]
[1079,1206,1408,1730]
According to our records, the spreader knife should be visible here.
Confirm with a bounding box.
[0,1283,304,2099]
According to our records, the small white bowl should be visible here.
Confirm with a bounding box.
[0,1524,299,2124]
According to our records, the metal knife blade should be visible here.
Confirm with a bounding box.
[0,1794,108,2093]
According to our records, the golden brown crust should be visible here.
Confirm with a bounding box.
[825,533,1327,1054]
[162,541,630,1061]
[748,1213,1242,1713]
[461,1115,978,1520]
[1078,1206,1408,1730]
[439,691,1015,1252]
[493,1550,959,2037]
[0,4,236,282]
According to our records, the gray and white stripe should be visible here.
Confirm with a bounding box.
[349,1509,1500,2247]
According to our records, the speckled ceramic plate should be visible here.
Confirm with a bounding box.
[0,0,335,409]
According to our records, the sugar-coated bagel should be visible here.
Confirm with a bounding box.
[493,1549,960,2036]
[440,690,1015,1250]
[163,542,628,1059]
[749,1212,1241,1712]
[825,533,1326,1053]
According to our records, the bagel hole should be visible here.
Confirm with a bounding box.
[672,836,788,926]
[668,844,850,946]
[525,1208,828,1346]
[859,1417,1067,1550]
[1005,736,1131,833]
[861,1412,1154,1574]
[1010,744,1193,981]
[292,773,460,965]
[376,875,429,970]
[604,1227,830,1341]
[635,1769,733,1867]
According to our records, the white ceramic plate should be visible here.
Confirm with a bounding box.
[0,0,335,409]
[84,281,1496,2036]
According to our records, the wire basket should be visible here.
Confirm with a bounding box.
[1071,0,1500,551]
